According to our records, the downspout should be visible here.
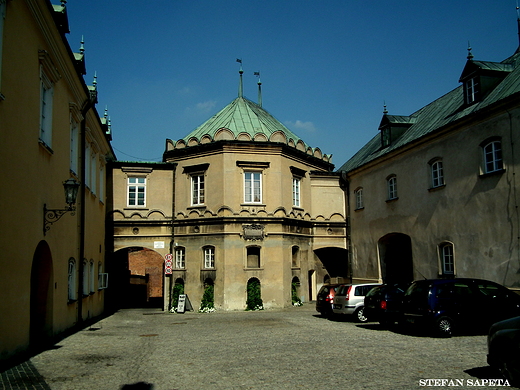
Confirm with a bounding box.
[168,162,177,311]
[77,96,95,324]
[341,171,353,284]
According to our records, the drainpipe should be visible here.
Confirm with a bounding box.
[168,163,177,311]
[77,96,95,324]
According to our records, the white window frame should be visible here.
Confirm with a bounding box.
[82,260,89,296]
[431,160,444,188]
[89,261,95,293]
[204,246,215,269]
[387,176,397,200]
[354,187,363,209]
[466,76,479,104]
[292,177,301,207]
[39,69,54,147]
[191,174,205,205]
[440,243,455,275]
[70,118,79,174]
[128,177,146,207]
[68,258,77,301]
[98,262,109,290]
[175,247,186,269]
[244,171,262,204]
[483,140,503,174]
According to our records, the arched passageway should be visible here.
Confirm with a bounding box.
[378,233,414,285]
[108,247,164,309]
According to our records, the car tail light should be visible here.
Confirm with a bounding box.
[326,294,333,302]
[380,300,387,310]
[345,286,352,300]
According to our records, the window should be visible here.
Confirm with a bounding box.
[204,246,215,269]
[90,152,97,195]
[440,243,454,275]
[483,140,503,174]
[354,187,364,209]
[85,143,91,188]
[39,70,54,147]
[68,258,77,301]
[98,262,108,290]
[246,246,261,268]
[381,128,391,147]
[291,246,299,268]
[175,247,186,269]
[465,76,480,105]
[244,172,262,203]
[82,260,89,296]
[292,177,301,207]
[128,177,146,206]
[387,175,397,200]
[99,164,105,202]
[191,174,205,205]
[430,159,444,188]
[89,261,95,293]
[70,119,79,174]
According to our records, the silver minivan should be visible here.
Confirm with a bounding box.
[332,283,381,322]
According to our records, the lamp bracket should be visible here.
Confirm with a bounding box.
[43,204,76,236]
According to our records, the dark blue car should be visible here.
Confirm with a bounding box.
[402,278,520,337]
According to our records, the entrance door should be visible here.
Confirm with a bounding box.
[30,241,54,349]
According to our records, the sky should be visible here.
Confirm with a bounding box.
[65,1,519,168]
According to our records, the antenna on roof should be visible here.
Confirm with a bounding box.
[254,71,262,107]
[467,41,474,60]
[236,59,243,98]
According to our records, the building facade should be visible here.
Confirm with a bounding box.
[0,0,114,362]
[340,48,520,292]
[107,162,175,311]
[162,72,347,311]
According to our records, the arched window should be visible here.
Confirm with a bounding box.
[482,139,503,174]
[387,175,397,200]
[291,246,300,268]
[89,260,95,293]
[68,258,76,301]
[203,246,215,269]
[439,242,455,276]
[354,187,364,209]
[82,259,89,296]
[429,159,444,188]
[247,246,261,268]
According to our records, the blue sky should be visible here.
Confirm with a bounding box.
[66,1,519,167]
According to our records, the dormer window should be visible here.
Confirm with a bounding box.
[465,76,480,105]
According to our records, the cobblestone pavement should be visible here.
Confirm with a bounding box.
[1,303,517,390]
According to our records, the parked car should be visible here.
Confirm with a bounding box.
[402,278,520,337]
[332,283,381,322]
[487,316,520,386]
[316,284,341,316]
[364,283,409,326]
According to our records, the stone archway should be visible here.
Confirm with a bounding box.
[110,247,165,309]
[30,241,53,349]
[378,233,413,285]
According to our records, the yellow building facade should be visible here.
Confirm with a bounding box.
[0,0,114,362]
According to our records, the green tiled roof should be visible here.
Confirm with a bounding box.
[180,96,307,146]
[339,51,520,173]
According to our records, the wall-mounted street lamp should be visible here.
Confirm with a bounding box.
[43,178,80,235]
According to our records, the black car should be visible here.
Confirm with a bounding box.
[488,316,520,386]
[316,284,341,316]
[402,278,520,337]
[364,283,409,326]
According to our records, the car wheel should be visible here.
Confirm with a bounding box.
[355,307,368,323]
[435,316,454,337]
